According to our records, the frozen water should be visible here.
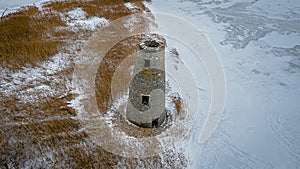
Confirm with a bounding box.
[0,0,49,15]
[145,0,300,168]
[0,0,45,9]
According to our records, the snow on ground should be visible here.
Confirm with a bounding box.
[1,0,300,168]
[124,16,140,33]
[0,0,46,9]
[124,2,139,12]
[0,0,50,15]
[145,0,300,168]
[0,53,71,103]
[62,8,109,31]
[0,4,110,104]
[0,1,190,168]
[124,2,136,9]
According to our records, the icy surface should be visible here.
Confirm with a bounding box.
[0,0,49,15]
[146,0,300,168]
[0,0,46,9]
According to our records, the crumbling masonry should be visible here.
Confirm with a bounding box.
[126,35,166,128]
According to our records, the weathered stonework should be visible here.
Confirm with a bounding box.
[126,35,166,128]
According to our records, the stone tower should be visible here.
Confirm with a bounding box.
[126,35,166,128]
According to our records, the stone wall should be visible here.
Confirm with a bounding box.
[126,35,166,128]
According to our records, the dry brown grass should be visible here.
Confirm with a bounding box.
[172,94,184,115]
[95,35,146,113]
[1,95,187,168]
[0,0,188,168]
[43,0,149,20]
[0,6,66,68]
[0,0,150,68]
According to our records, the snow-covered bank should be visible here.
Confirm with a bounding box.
[0,0,48,15]
[0,0,44,9]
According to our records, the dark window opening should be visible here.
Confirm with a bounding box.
[144,59,150,67]
[142,95,149,106]
[152,118,159,128]
[144,40,160,48]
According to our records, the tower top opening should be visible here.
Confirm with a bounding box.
[139,37,165,51]
[144,40,160,48]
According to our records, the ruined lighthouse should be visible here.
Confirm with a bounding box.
[126,35,166,128]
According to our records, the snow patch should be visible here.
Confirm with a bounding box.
[0,53,71,103]
[124,16,140,33]
[124,2,137,10]
[62,8,109,31]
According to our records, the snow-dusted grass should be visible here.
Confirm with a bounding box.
[63,8,109,31]
[124,2,139,12]
[0,53,71,103]
[1,1,191,168]
[0,6,104,104]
